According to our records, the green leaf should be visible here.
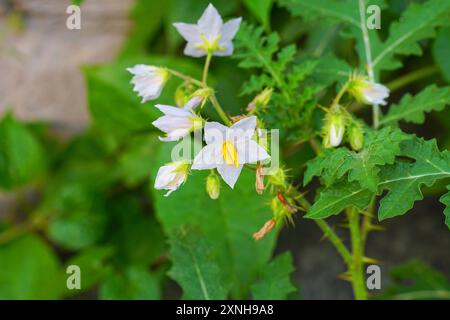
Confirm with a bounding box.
[168,228,227,300]
[100,265,161,300]
[378,137,450,220]
[154,143,276,298]
[378,260,450,300]
[433,27,450,82]
[440,186,450,230]
[0,113,46,190]
[305,127,407,192]
[439,185,450,229]
[380,85,450,125]
[84,56,202,140]
[63,246,114,297]
[243,0,273,29]
[115,134,161,187]
[108,196,166,266]
[371,0,450,71]
[251,252,297,299]
[305,180,373,219]
[45,185,107,251]
[0,235,64,299]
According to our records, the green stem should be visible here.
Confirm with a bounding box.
[316,219,353,266]
[210,94,232,126]
[358,0,380,129]
[202,52,213,85]
[298,197,352,266]
[332,81,349,106]
[347,208,368,300]
[386,65,439,92]
[167,68,204,87]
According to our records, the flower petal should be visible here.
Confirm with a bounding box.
[155,165,177,189]
[155,104,192,117]
[204,121,228,144]
[214,41,234,56]
[230,116,257,141]
[217,164,243,188]
[173,22,201,43]
[184,42,207,57]
[221,18,242,41]
[197,3,223,41]
[192,144,220,170]
[236,140,270,164]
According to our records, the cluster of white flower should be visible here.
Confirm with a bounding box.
[127,4,269,198]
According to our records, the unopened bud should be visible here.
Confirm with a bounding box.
[347,121,364,151]
[175,83,195,107]
[323,104,346,148]
[253,219,276,241]
[247,88,273,113]
[348,73,389,106]
[206,172,220,200]
[255,163,265,194]
[185,87,213,110]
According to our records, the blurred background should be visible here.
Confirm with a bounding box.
[0,0,449,299]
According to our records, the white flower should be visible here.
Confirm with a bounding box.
[127,65,169,103]
[173,3,242,57]
[348,75,390,106]
[192,116,270,188]
[155,161,190,196]
[152,104,203,142]
[360,81,390,105]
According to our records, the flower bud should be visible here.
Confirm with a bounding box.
[127,65,170,103]
[323,104,346,148]
[347,121,364,151]
[348,73,389,106]
[154,161,190,196]
[184,87,213,110]
[247,88,273,113]
[206,172,220,200]
[174,83,192,107]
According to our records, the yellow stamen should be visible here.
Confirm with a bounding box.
[222,140,239,168]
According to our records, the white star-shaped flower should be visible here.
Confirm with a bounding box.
[173,3,242,57]
[155,161,190,196]
[192,116,270,188]
[127,65,169,103]
[152,104,203,142]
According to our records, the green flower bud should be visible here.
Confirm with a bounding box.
[206,172,220,200]
[347,121,364,151]
[247,88,273,113]
[174,82,195,107]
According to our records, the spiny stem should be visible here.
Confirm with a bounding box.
[297,197,352,266]
[347,208,368,300]
[358,0,380,129]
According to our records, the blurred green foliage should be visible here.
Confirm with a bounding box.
[0,0,449,300]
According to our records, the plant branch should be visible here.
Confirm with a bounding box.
[386,65,439,92]
[210,94,232,126]
[358,0,380,129]
[202,52,213,85]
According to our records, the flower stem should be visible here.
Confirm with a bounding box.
[332,81,349,106]
[202,52,213,85]
[347,208,368,300]
[167,68,204,87]
[210,94,232,126]
[297,197,352,266]
[358,0,380,129]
